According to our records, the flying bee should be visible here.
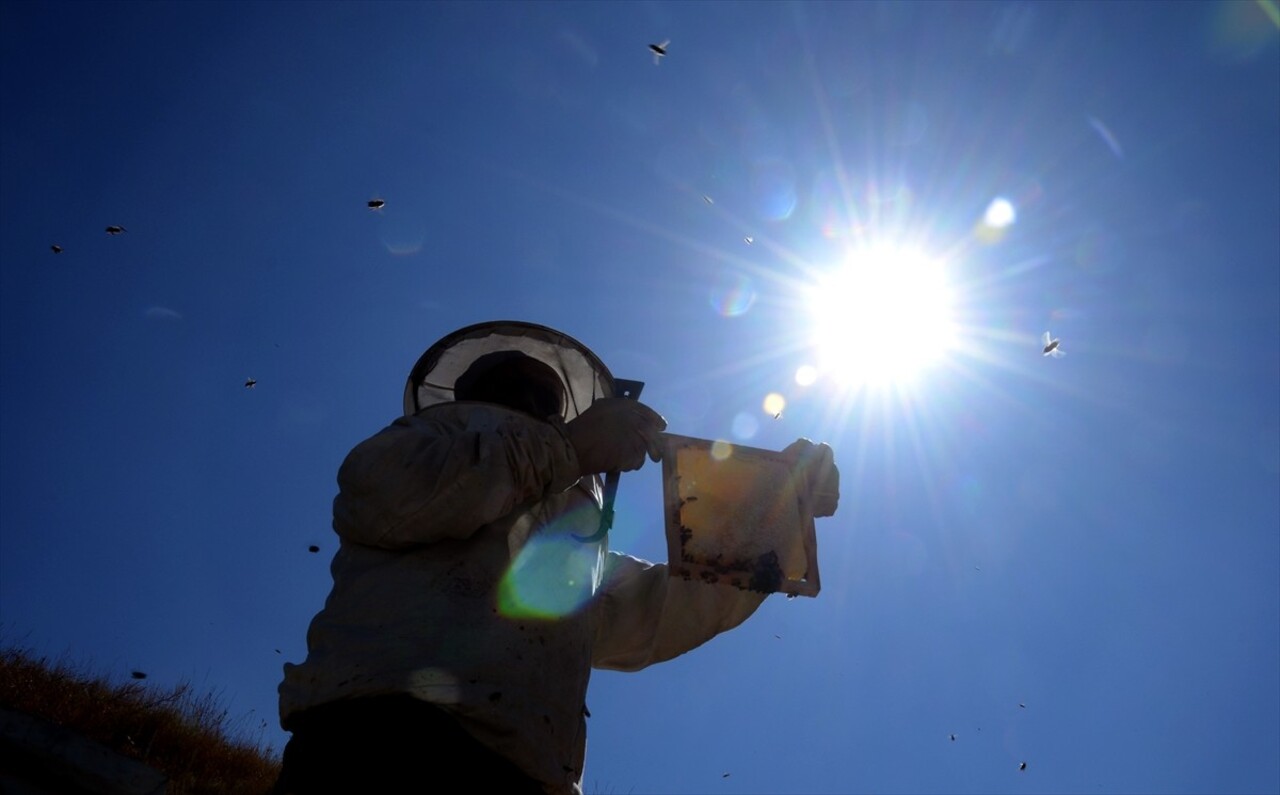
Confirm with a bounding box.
[51,244,63,254]
[743,236,754,245]
[131,670,147,680]
[702,194,714,205]
[308,544,320,553]
[244,378,257,388]
[648,39,669,65]
[1019,762,1027,771]
[105,225,126,235]
[1042,332,1064,358]
[368,198,385,211]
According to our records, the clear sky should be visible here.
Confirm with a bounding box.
[2,2,1278,793]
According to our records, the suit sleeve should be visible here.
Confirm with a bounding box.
[590,551,768,671]
[332,408,581,549]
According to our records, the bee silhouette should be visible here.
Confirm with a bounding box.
[648,39,669,65]
[743,236,754,245]
[1042,332,1064,358]
[949,734,956,741]
[105,225,126,235]
[368,198,386,211]
[51,244,63,254]
[308,544,320,553]
[702,194,714,205]
[244,378,257,389]
[1019,762,1027,771]
[131,670,147,680]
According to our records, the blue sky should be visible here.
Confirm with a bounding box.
[2,2,1277,793]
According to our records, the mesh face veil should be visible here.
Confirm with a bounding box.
[452,351,567,419]
[403,321,616,420]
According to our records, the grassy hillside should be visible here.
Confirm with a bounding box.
[0,643,280,794]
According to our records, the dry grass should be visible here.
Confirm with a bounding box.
[0,643,281,795]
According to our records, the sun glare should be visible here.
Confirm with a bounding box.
[807,246,957,387]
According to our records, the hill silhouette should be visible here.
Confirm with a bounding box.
[0,642,279,794]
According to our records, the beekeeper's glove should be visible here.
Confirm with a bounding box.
[782,438,840,518]
[565,397,666,475]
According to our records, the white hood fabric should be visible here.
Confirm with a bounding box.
[280,322,767,794]
[404,320,616,421]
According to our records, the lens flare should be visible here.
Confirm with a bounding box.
[1087,116,1124,160]
[763,392,786,417]
[709,272,758,317]
[795,365,818,386]
[710,439,734,461]
[144,306,183,320]
[976,197,1016,243]
[810,170,846,239]
[1209,0,1280,60]
[984,198,1016,227]
[498,515,600,619]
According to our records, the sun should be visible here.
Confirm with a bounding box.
[805,245,957,387]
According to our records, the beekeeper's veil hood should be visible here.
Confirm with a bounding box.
[403,321,615,421]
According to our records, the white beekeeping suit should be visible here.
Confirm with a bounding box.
[278,320,770,795]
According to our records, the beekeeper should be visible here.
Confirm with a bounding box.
[275,320,838,795]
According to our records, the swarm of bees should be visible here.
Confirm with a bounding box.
[47,190,406,396]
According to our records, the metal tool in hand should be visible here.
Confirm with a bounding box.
[573,378,645,543]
